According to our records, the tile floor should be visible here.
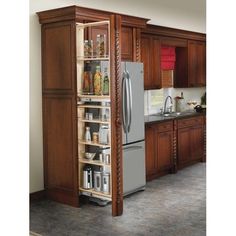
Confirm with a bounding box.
[30,163,206,236]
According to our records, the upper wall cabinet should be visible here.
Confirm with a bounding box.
[175,40,206,88]
[121,26,134,61]
[188,40,206,87]
[141,25,206,89]
[141,33,161,89]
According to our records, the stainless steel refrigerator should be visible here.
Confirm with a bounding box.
[121,62,146,196]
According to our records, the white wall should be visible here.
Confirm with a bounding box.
[30,0,206,193]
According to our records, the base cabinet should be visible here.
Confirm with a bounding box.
[145,115,205,181]
[145,121,173,181]
[177,116,204,169]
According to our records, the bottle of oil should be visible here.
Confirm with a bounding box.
[102,67,109,95]
[94,66,102,95]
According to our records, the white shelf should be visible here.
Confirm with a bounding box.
[79,119,110,125]
[79,187,111,200]
[77,56,109,61]
[79,158,110,167]
[77,105,110,109]
[79,140,110,148]
[78,94,110,99]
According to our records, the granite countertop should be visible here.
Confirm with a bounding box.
[145,110,206,124]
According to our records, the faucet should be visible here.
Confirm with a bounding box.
[164,96,173,114]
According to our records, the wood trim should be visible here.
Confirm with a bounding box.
[37,5,149,27]
[120,14,149,28]
[30,190,46,201]
[142,24,206,41]
[111,14,123,216]
[135,28,141,62]
[172,120,178,173]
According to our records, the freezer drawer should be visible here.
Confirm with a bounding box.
[123,141,146,195]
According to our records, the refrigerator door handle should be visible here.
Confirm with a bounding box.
[127,70,132,133]
[122,71,128,134]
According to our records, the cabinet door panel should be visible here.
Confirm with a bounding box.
[43,24,75,91]
[141,35,152,89]
[152,37,161,88]
[121,26,133,61]
[197,42,206,86]
[145,126,156,176]
[156,131,173,171]
[190,126,204,161]
[188,41,198,87]
[177,127,191,165]
[43,96,76,190]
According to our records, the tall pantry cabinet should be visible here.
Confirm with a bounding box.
[37,6,124,216]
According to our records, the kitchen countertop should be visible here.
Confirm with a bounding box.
[145,110,206,124]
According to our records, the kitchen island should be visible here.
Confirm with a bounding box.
[145,111,206,181]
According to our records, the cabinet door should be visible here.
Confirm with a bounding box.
[141,34,153,89]
[177,127,191,166]
[188,40,206,87]
[197,42,206,86]
[141,34,161,89]
[145,126,157,177]
[190,126,204,161]
[156,131,173,172]
[188,41,198,87]
[152,36,161,88]
[121,26,133,61]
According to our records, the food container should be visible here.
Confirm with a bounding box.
[94,170,102,192]
[102,172,110,194]
[99,125,109,144]
[92,132,99,143]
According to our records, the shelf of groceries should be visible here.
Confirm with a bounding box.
[77,20,112,202]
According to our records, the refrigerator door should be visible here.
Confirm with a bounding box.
[121,62,145,145]
[123,141,146,195]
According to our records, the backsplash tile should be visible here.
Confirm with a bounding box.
[144,87,206,115]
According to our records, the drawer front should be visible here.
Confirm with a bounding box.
[177,116,204,128]
[156,121,173,132]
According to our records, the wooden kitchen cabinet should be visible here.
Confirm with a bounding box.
[188,40,206,87]
[145,121,173,181]
[37,6,127,217]
[121,26,134,61]
[177,116,204,169]
[141,33,161,89]
[175,40,206,88]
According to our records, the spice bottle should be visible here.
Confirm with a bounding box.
[83,64,92,94]
[84,40,93,58]
[84,127,91,142]
[94,66,102,95]
[102,67,109,95]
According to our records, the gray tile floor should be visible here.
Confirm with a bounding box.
[30,163,206,236]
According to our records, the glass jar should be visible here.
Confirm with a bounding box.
[96,34,106,57]
[84,40,93,58]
